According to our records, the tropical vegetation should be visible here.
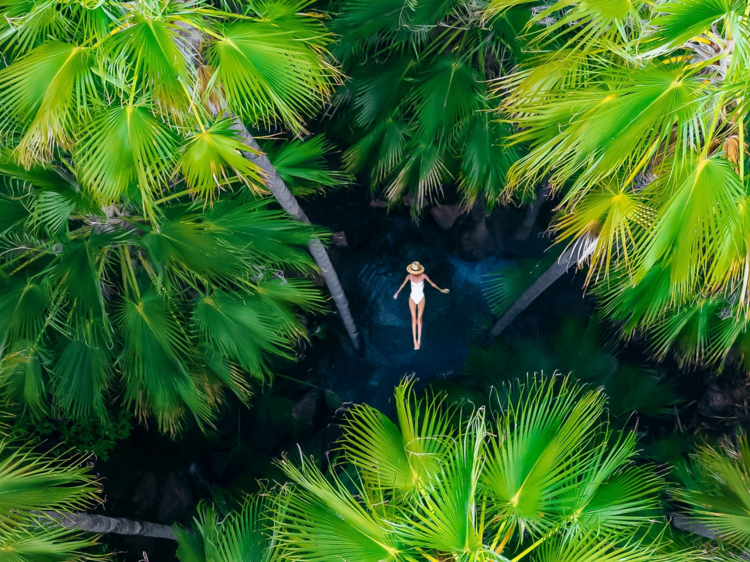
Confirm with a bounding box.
[485,0,750,368]
[329,0,523,214]
[4,3,750,562]
[0,0,352,431]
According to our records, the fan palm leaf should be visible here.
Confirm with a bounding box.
[675,432,750,548]
[208,19,336,132]
[52,338,113,421]
[264,136,348,197]
[481,377,605,535]
[176,494,280,562]
[116,290,212,433]
[278,455,404,562]
[507,66,707,202]
[394,411,487,560]
[178,119,265,199]
[0,441,98,528]
[193,289,293,376]
[0,41,95,165]
[638,157,745,293]
[105,9,193,112]
[75,105,178,205]
[340,379,455,492]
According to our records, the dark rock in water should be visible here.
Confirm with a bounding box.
[369,198,388,208]
[431,205,464,230]
[461,222,496,260]
[333,231,348,247]
[158,471,192,523]
[292,389,322,426]
[132,471,157,512]
[698,382,733,418]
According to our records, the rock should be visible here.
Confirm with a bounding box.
[132,472,157,512]
[292,389,322,426]
[158,472,192,524]
[369,198,388,208]
[461,222,496,260]
[430,205,464,230]
[402,194,412,206]
[332,231,348,247]
[698,382,733,418]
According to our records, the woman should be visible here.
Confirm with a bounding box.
[393,261,449,350]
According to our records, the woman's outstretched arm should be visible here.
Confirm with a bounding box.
[393,276,410,299]
[424,275,450,294]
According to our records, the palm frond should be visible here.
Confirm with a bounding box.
[178,118,264,199]
[75,105,178,205]
[117,290,212,434]
[0,41,95,165]
[675,432,750,548]
[481,375,605,536]
[278,455,403,562]
[208,19,336,132]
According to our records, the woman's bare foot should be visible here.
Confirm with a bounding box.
[414,342,419,350]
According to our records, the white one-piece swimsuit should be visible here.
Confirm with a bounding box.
[410,277,425,304]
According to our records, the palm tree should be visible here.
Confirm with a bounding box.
[271,377,689,562]
[484,0,750,364]
[0,424,183,562]
[0,0,358,430]
[485,236,596,341]
[328,0,523,216]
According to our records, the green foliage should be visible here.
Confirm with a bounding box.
[0,427,103,562]
[675,432,750,550]
[9,407,133,462]
[492,0,750,367]
[177,378,699,562]
[0,0,340,433]
[331,0,524,214]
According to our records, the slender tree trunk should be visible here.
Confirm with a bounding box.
[42,511,177,540]
[230,122,360,351]
[514,182,550,241]
[484,238,597,345]
[175,15,361,351]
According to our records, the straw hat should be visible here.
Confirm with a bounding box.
[407,261,425,275]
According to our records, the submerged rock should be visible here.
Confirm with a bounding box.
[369,198,388,208]
[158,472,192,523]
[430,205,464,230]
[292,389,322,426]
[132,472,157,512]
[698,382,733,418]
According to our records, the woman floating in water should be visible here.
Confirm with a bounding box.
[393,261,449,350]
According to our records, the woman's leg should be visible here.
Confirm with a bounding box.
[416,297,425,347]
[409,298,418,349]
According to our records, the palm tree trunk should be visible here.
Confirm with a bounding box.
[485,238,597,344]
[175,15,361,351]
[513,182,550,241]
[42,511,177,540]
[230,123,360,351]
